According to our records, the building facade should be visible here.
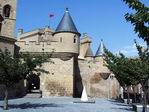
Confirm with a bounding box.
[16,9,120,98]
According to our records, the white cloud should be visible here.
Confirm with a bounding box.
[116,42,146,56]
[116,43,146,57]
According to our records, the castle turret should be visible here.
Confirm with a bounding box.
[53,8,80,56]
[79,33,93,59]
[95,39,105,57]
[94,39,106,63]
[95,39,111,79]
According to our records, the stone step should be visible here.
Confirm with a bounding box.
[30,89,41,93]
[24,93,42,98]
[24,89,42,98]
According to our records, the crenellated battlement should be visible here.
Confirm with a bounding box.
[16,40,57,46]
[16,39,79,54]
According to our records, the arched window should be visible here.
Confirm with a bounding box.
[3,5,11,18]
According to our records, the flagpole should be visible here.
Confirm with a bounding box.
[49,14,54,29]
[49,17,51,28]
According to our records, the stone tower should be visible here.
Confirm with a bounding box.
[0,0,17,55]
[38,8,81,97]
[53,8,81,57]
[0,0,17,38]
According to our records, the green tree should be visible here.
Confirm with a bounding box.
[0,49,48,110]
[104,48,140,103]
[123,0,149,111]
[19,53,49,78]
[104,47,149,111]
[123,0,149,45]
[135,42,149,111]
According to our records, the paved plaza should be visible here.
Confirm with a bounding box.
[0,97,134,112]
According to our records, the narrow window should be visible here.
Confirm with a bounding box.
[0,15,4,33]
[0,22,2,34]
[3,5,11,18]
[60,37,62,42]
[74,35,77,43]
[74,38,76,43]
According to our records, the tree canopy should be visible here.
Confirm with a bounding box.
[0,49,48,87]
[104,47,149,87]
[0,49,24,86]
[104,48,138,87]
[123,0,149,45]
[0,49,49,110]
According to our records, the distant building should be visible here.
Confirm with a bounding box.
[16,8,119,98]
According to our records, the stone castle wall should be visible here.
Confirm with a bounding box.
[39,57,74,97]
[0,37,15,54]
[16,41,56,53]
[16,38,120,98]
[77,57,119,98]
[17,32,80,54]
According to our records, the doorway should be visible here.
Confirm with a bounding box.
[26,74,40,93]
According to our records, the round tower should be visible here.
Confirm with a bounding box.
[53,8,81,58]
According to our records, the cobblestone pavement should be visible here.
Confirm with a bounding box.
[0,97,134,112]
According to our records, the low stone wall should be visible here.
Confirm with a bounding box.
[0,80,26,100]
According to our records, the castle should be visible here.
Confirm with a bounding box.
[0,0,119,98]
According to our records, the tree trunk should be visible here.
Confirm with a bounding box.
[121,86,124,100]
[3,86,8,110]
[132,86,137,103]
[127,86,130,104]
[142,85,147,112]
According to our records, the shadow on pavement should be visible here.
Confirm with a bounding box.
[0,102,64,109]
[111,107,134,111]
[108,99,134,112]
[109,100,130,106]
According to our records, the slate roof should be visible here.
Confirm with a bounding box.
[54,8,80,35]
[95,39,105,56]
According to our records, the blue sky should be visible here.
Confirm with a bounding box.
[16,0,149,56]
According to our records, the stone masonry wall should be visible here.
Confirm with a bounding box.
[77,57,119,98]
[0,0,17,38]
[40,57,74,97]
[0,39,14,54]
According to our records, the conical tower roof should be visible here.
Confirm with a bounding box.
[85,47,93,57]
[95,39,105,56]
[54,8,80,36]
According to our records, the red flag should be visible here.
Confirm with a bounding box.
[49,14,54,18]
